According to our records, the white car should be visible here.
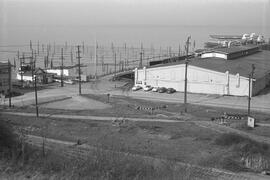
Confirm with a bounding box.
[152,87,159,92]
[54,79,61,83]
[143,85,153,91]
[64,80,75,84]
[132,86,142,91]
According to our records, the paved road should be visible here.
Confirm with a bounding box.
[2,111,183,123]
[7,77,270,114]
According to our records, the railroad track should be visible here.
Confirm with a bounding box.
[25,134,269,180]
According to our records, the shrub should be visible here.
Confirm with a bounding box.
[215,133,270,157]
[0,117,17,150]
[215,133,247,146]
[221,157,248,172]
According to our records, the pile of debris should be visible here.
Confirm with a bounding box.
[211,112,247,126]
[134,105,168,114]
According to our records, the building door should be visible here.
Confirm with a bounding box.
[224,84,229,95]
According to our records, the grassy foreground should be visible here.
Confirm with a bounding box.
[1,108,270,179]
[0,117,196,180]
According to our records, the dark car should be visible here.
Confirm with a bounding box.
[167,88,176,94]
[158,87,167,93]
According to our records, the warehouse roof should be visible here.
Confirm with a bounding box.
[148,50,270,79]
[205,45,259,55]
[190,50,270,79]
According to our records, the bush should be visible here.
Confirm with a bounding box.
[215,133,270,157]
[0,117,17,150]
[221,157,248,172]
[215,133,247,146]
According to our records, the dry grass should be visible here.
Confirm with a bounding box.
[214,133,269,156]
[0,143,197,180]
[0,112,201,179]
[210,133,270,172]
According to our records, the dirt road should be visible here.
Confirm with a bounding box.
[4,111,270,146]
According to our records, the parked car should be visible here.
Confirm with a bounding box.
[152,87,159,92]
[167,88,176,94]
[143,85,153,91]
[132,85,142,91]
[54,79,61,83]
[64,80,75,84]
[158,87,167,93]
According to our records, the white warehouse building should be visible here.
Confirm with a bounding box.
[134,46,270,96]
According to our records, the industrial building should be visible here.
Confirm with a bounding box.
[46,66,75,77]
[45,66,87,81]
[16,68,54,84]
[134,46,270,96]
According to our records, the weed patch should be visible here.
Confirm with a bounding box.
[215,133,247,146]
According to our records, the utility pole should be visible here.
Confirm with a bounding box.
[37,41,40,55]
[120,52,122,71]
[20,53,25,87]
[248,64,255,116]
[30,40,32,51]
[53,42,56,54]
[139,43,143,68]
[127,46,129,67]
[34,76,39,117]
[70,51,73,65]
[139,50,143,68]
[61,48,64,87]
[184,36,191,113]
[82,41,85,54]
[95,41,98,80]
[17,51,20,62]
[114,52,117,80]
[159,46,162,60]
[34,50,37,69]
[16,51,19,69]
[13,58,16,70]
[77,45,82,95]
[44,56,46,68]
[46,47,49,68]
[50,58,53,69]
[31,50,34,87]
[178,44,181,57]
[8,60,11,107]
[124,43,127,70]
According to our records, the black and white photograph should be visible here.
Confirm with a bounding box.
[1,0,270,179]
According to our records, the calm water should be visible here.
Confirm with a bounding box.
[1,25,269,48]
[1,25,269,76]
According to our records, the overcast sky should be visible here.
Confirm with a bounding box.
[1,0,269,27]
